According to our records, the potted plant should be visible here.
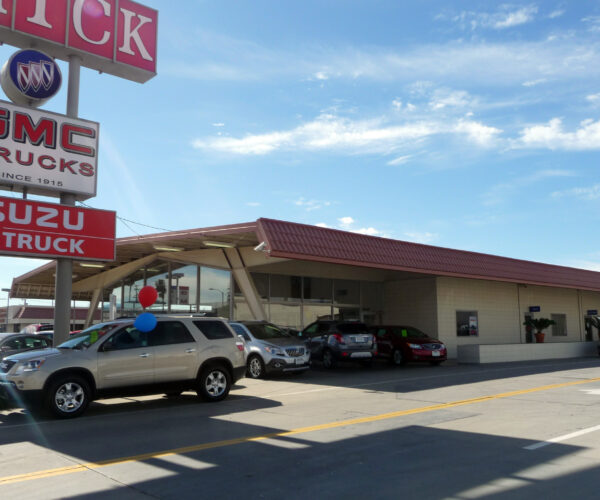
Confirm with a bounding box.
[523,318,556,343]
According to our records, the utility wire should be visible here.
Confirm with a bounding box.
[76,201,172,233]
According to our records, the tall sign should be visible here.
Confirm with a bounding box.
[0,0,158,83]
[0,99,99,200]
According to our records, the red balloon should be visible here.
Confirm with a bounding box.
[138,286,158,308]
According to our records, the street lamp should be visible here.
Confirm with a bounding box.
[208,288,225,307]
[2,288,10,333]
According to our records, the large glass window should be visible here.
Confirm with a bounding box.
[303,278,332,302]
[269,303,301,330]
[200,267,231,318]
[122,270,145,316]
[334,279,360,304]
[146,263,169,312]
[170,265,198,313]
[270,275,301,301]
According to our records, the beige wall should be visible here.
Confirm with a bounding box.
[517,284,582,342]
[437,277,521,358]
[383,278,438,336]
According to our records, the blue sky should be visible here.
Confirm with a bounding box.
[1,0,600,301]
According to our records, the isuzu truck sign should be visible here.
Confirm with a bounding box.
[0,196,115,260]
[0,99,99,200]
[0,0,157,84]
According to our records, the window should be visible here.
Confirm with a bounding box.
[334,280,360,304]
[23,336,50,348]
[457,311,478,337]
[270,275,301,301]
[194,320,233,340]
[108,328,148,350]
[551,314,567,336]
[230,323,251,341]
[149,321,194,346]
[303,278,332,302]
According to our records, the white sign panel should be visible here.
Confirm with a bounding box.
[0,99,99,200]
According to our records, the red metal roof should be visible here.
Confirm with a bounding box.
[257,218,600,291]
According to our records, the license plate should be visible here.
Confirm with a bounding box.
[432,350,440,357]
[295,358,304,365]
[350,352,371,358]
[351,335,368,343]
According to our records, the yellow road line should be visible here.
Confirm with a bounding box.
[2,375,600,485]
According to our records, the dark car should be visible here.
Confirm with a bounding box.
[370,325,447,366]
[0,333,52,360]
[300,320,376,369]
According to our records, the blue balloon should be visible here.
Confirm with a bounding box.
[134,312,157,332]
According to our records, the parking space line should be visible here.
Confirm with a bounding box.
[2,375,600,485]
[524,424,600,450]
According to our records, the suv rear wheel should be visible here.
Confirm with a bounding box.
[197,366,231,402]
[45,375,90,418]
[322,348,336,369]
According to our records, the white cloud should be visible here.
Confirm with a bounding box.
[314,71,329,80]
[548,9,565,19]
[392,99,402,110]
[429,89,474,110]
[517,118,600,150]
[387,155,412,165]
[354,227,382,236]
[454,119,502,146]
[446,5,538,31]
[552,184,600,200]
[403,232,438,244]
[338,216,355,228]
[212,123,225,127]
[246,201,261,207]
[294,197,332,211]
[587,93,600,104]
[315,222,329,228]
[582,16,600,32]
[522,78,547,87]
[193,113,503,156]
[483,169,575,206]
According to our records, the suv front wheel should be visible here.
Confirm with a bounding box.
[197,366,231,402]
[45,375,91,418]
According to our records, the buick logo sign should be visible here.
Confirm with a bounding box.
[1,49,62,108]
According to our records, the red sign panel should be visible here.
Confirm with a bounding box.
[0,196,116,261]
[0,0,157,83]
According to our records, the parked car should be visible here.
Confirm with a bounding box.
[229,321,310,378]
[0,333,52,360]
[0,315,246,418]
[20,323,54,334]
[370,325,447,366]
[299,320,377,369]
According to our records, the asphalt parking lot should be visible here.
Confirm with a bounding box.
[1,357,600,499]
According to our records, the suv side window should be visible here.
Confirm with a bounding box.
[302,323,318,338]
[318,323,331,334]
[24,336,50,348]
[108,327,148,350]
[194,320,233,340]
[148,321,194,346]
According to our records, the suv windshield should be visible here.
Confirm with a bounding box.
[338,323,368,334]
[57,322,121,349]
[245,323,290,340]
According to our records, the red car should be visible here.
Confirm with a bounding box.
[370,325,447,366]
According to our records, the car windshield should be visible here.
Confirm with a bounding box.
[245,323,290,340]
[392,327,428,338]
[57,322,121,349]
[338,323,368,334]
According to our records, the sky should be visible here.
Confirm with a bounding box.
[0,0,600,305]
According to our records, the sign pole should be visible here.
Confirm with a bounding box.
[54,55,81,346]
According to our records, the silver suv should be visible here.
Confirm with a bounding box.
[229,321,310,378]
[0,315,246,418]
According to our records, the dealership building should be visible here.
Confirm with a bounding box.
[8,218,600,361]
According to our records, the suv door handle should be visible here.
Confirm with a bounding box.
[139,353,152,358]
[185,348,196,353]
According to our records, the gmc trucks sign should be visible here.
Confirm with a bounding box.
[0,0,157,84]
[0,99,99,200]
[0,196,115,260]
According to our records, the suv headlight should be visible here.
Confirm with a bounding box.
[264,346,284,356]
[407,343,422,349]
[14,359,45,374]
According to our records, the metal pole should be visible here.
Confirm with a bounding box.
[2,288,10,332]
[53,55,81,346]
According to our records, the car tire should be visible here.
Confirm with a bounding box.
[247,355,265,379]
[322,349,336,369]
[197,365,231,402]
[391,349,405,366]
[45,375,90,419]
